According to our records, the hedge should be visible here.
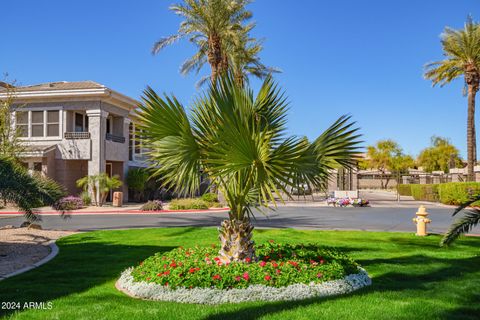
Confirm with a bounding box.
[397,184,412,196]
[398,182,480,206]
[438,182,480,206]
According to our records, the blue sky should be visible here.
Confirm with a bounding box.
[1,0,478,157]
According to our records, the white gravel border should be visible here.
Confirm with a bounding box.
[116,267,371,304]
[0,242,59,281]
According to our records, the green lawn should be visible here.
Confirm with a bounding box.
[0,228,479,319]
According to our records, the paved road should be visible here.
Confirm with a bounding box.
[1,206,478,235]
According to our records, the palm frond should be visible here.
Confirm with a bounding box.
[441,208,480,246]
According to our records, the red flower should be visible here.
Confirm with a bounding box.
[163,264,168,269]
[264,256,270,261]
[317,273,323,278]
[243,272,250,281]
[272,262,279,268]
[146,277,151,281]
[320,259,325,264]
[288,261,298,267]
[213,274,222,280]
[214,257,220,262]
[235,276,241,281]
[264,275,272,281]
[189,268,196,273]
[269,239,275,243]
[217,261,223,266]
[276,269,281,275]
[170,261,177,268]
[259,261,267,267]
[164,270,170,275]
[245,257,252,263]
[165,282,169,286]
[157,272,163,277]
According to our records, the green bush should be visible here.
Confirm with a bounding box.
[169,198,209,210]
[201,192,218,203]
[438,182,480,206]
[410,184,439,202]
[141,200,163,211]
[397,184,412,196]
[80,191,92,206]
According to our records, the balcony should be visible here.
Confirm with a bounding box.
[64,132,90,139]
[106,133,126,143]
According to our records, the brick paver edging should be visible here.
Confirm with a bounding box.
[0,208,230,216]
[0,242,59,281]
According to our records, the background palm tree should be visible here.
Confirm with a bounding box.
[137,76,362,263]
[153,0,278,87]
[153,0,252,82]
[425,17,480,181]
[441,196,480,246]
[0,156,65,221]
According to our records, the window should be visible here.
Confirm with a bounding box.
[16,110,61,138]
[106,117,112,134]
[33,162,42,172]
[16,112,28,137]
[47,111,59,136]
[129,123,133,161]
[74,112,89,132]
[31,111,44,137]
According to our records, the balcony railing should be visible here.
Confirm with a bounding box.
[106,133,126,143]
[64,132,90,139]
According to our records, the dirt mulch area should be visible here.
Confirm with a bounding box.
[0,227,75,278]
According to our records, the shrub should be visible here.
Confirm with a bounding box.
[438,182,480,206]
[131,242,359,289]
[201,192,218,203]
[169,198,209,210]
[141,200,164,211]
[52,196,84,211]
[127,168,150,202]
[80,191,92,206]
[410,184,439,202]
[397,184,412,196]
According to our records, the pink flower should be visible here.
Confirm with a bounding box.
[245,257,252,263]
[259,261,267,267]
[235,276,241,281]
[320,259,325,264]
[264,275,272,281]
[243,272,250,281]
[317,273,323,278]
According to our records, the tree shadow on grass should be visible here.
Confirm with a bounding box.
[203,254,480,320]
[0,237,176,318]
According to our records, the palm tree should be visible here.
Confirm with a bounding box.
[153,0,252,82]
[137,76,362,263]
[0,156,65,221]
[425,17,480,181]
[77,173,122,207]
[441,196,480,246]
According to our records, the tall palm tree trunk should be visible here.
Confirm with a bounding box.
[208,34,223,83]
[467,85,477,181]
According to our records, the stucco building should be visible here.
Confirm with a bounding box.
[0,81,148,201]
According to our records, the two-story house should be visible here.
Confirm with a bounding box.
[0,81,149,202]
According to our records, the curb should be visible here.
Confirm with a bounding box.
[0,242,59,281]
[0,208,230,216]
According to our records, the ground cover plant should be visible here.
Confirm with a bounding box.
[130,242,358,289]
[141,200,164,211]
[52,196,84,211]
[0,228,479,319]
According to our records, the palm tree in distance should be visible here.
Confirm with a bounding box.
[137,75,362,263]
[425,17,480,181]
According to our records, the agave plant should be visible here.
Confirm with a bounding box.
[137,76,362,263]
[441,196,480,246]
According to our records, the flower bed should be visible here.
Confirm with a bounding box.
[116,242,371,304]
[327,197,369,207]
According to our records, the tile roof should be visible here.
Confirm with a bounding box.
[0,81,105,92]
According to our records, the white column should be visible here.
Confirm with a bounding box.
[122,118,132,202]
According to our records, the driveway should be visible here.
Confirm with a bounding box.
[0,205,477,235]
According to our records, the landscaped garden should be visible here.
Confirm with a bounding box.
[0,228,479,319]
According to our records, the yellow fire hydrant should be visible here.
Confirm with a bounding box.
[412,205,431,236]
